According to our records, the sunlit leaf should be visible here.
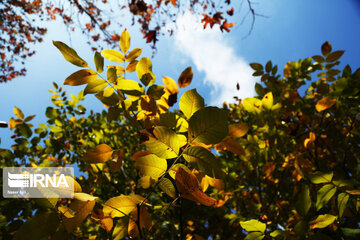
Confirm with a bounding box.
[183,146,224,179]
[147,84,165,100]
[83,144,113,163]
[175,167,217,206]
[134,154,167,179]
[113,217,129,240]
[63,199,96,232]
[240,219,266,233]
[136,57,156,86]
[228,123,248,138]
[101,49,125,62]
[188,107,228,144]
[64,69,97,86]
[316,184,337,210]
[84,78,107,94]
[117,79,145,96]
[126,48,142,62]
[138,175,156,189]
[14,106,24,119]
[310,214,336,229]
[91,209,113,232]
[245,232,265,240]
[316,97,336,112]
[243,97,262,114]
[180,89,204,119]
[262,92,273,110]
[308,171,333,184]
[296,184,311,216]
[120,29,130,54]
[53,41,88,67]
[178,66,193,88]
[159,177,177,198]
[163,76,179,94]
[126,60,138,72]
[103,195,143,218]
[337,192,349,218]
[73,192,97,202]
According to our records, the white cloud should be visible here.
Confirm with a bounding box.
[173,12,255,106]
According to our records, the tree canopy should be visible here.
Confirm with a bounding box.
[0,0,260,83]
[1,29,360,239]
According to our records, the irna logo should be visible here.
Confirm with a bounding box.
[7,172,69,188]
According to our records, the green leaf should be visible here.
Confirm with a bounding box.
[113,217,129,240]
[270,230,288,239]
[64,69,97,86]
[96,91,121,105]
[101,49,125,63]
[144,126,184,159]
[14,106,24,119]
[245,232,264,240]
[294,220,308,236]
[120,29,130,54]
[188,107,228,144]
[240,219,266,233]
[94,52,104,73]
[183,146,224,179]
[180,89,205,119]
[265,61,272,73]
[250,63,263,71]
[178,66,193,88]
[107,67,117,83]
[341,228,360,238]
[326,50,344,62]
[254,83,265,97]
[337,192,349,218]
[310,214,336,229]
[134,154,167,179]
[136,57,156,86]
[147,84,165,100]
[316,184,337,210]
[117,79,145,96]
[83,144,113,163]
[308,171,333,184]
[18,123,32,138]
[53,41,88,67]
[159,177,176,198]
[296,184,311,216]
[14,211,60,240]
[84,78,107,94]
[126,48,142,62]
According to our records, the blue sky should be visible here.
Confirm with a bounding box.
[1,0,360,148]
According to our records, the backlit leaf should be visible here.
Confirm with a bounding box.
[180,89,204,119]
[175,167,217,206]
[101,49,125,62]
[310,214,336,229]
[126,48,142,62]
[262,92,273,110]
[147,84,165,100]
[337,192,349,218]
[63,199,96,232]
[136,57,156,86]
[134,154,167,179]
[83,144,113,163]
[178,66,193,88]
[245,232,265,240]
[103,195,143,218]
[163,76,179,94]
[94,52,104,73]
[14,106,24,119]
[243,97,262,114]
[117,79,145,96]
[188,107,228,144]
[308,171,333,184]
[84,78,107,94]
[120,29,130,54]
[159,177,176,198]
[321,41,332,57]
[113,217,129,240]
[53,41,88,67]
[316,97,336,112]
[64,69,97,86]
[144,126,184,159]
[73,193,97,202]
[316,184,337,210]
[228,123,248,138]
[126,60,138,72]
[183,146,224,179]
[240,219,266,233]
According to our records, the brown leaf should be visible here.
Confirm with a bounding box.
[321,41,332,57]
[178,66,193,88]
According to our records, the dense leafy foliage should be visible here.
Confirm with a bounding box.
[1,31,360,240]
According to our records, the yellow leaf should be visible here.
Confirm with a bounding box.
[163,76,179,94]
[126,48,142,62]
[101,49,125,63]
[304,132,316,148]
[63,199,96,232]
[14,106,24,119]
[53,41,88,67]
[83,144,113,163]
[136,57,156,86]
[103,195,143,218]
[58,205,75,218]
[64,69,97,86]
[228,123,248,138]
[120,29,130,54]
[262,92,273,110]
[346,189,360,195]
[128,206,152,239]
[284,61,291,78]
[134,154,167,179]
[92,209,113,233]
[131,150,152,161]
[126,60,138,72]
[316,97,336,112]
[138,175,155,189]
[242,97,262,114]
[310,214,336,229]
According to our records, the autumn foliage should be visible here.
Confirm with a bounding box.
[1,31,360,240]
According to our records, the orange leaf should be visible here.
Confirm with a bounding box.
[178,66,193,88]
[316,97,336,112]
[175,168,217,206]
